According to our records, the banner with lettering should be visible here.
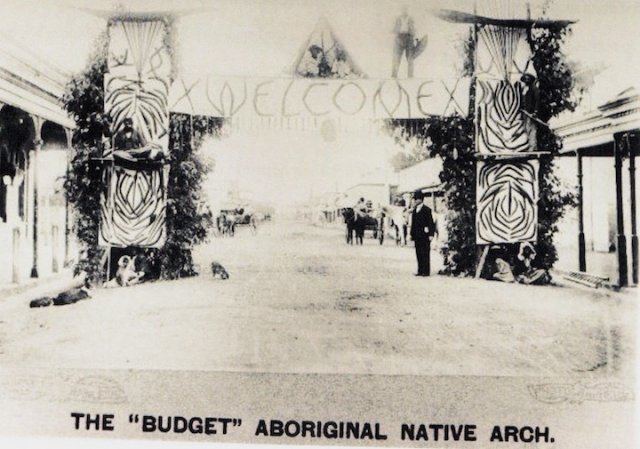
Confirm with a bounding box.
[169,76,470,120]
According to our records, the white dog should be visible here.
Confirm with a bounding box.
[104,255,145,288]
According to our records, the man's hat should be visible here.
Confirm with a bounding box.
[413,190,424,200]
[521,73,536,82]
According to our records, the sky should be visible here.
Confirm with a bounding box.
[1,0,637,81]
[200,125,399,208]
[0,0,638,207]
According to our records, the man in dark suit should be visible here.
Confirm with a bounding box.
[410,190,435,276]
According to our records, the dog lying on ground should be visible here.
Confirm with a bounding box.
[210,262,229,279]
[29,273,91,308]
[104,255,145,288]
[53,287,91,305]
[29,287,91,308]
[29,297,52,308]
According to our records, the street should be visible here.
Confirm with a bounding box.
[0,220,635,377]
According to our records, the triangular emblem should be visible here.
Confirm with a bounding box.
[290,17,365,79]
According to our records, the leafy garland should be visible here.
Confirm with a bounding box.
[62,32,218,284]
[389,24,579,277]
[161,114,221,279]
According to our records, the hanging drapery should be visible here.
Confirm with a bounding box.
[477,25,530,79]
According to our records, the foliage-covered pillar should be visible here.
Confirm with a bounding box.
[100,17,172,251]
[474,23,540,252]
[64,23,215,284]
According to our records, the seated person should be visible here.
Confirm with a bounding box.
[487,245,515,282]
[331,50,353,78]
[297,45,331,78]
[494,257,515,283]
[515,242,551,285]
[112,118,165,163]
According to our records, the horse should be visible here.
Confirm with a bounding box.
[353,210,366,245]
[382,205,408,246]
[342,207,356,244]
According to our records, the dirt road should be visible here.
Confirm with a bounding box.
[0,220,635,377]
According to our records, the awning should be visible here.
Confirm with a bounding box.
[0,77,74,129]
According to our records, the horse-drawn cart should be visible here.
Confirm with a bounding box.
[216,207,258,237]
[342,206,386,245]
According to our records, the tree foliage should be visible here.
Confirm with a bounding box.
[389,137,428,172]
[529,25,580,271]
[62,33,110,284]
[161,114,220,279]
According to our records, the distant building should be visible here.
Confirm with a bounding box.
[338,163,398,211]
[0,40,75,285]
[395,156,444,212]
[343,183,390,209]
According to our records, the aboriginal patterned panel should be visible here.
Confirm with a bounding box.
[99,163,168,248]
[476,79,532,154]
[476,160,538,244]
[104,20,171,157]
[104,75,170,146]
[474,24,536,155]
[100,19,171,248]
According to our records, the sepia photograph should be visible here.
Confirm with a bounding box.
[0,0,637,448]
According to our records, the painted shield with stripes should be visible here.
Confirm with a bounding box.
[104,19,171,158]
[476,79,533,154]
[99,164,168,248]
[104,75,170,148]
[476,161,539,244]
